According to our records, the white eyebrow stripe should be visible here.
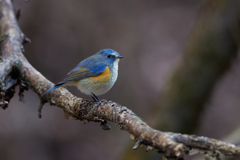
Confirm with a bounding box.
[111,53,118,56]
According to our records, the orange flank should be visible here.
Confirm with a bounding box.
[89,66,111,83]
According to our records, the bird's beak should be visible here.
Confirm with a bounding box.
[116,56,123,59]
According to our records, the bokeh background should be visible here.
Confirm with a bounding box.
[0,0,240,160]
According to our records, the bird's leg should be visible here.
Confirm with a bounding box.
[91,93,100,102]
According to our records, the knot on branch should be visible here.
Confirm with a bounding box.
[0,59,29,109]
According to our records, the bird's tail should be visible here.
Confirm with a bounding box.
[42,82,65,96]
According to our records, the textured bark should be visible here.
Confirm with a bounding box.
[0,0,240,159]
[194,127,240,160]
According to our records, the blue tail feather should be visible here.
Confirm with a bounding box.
[42,82,65,96]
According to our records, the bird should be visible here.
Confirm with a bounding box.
[42,49,123,101]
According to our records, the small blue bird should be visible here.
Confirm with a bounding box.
[42,49,123,101]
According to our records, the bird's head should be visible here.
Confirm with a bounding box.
[97,49,123,67]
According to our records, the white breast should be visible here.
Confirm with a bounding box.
[111,59,119,83]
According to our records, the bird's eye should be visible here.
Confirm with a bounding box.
[107,54,111,58]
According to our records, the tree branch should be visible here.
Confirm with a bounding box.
[0,0,239,159]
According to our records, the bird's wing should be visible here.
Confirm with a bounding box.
[63,59,107,82]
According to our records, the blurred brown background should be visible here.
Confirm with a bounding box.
[0,0,240,160]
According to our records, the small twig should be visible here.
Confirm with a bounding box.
[132,140,142,151]
[38,97,46,118]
